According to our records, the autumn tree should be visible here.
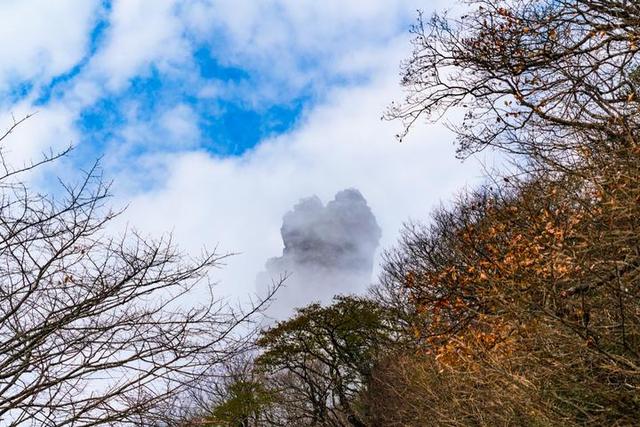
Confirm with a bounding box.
[367,0,640,424]
[372,171,640,424]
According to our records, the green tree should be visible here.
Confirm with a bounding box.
[255,296,399,427]
[206,380,274,427]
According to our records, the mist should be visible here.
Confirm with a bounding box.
[257,188,381,320]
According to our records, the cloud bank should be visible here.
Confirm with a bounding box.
[0,1,491,307]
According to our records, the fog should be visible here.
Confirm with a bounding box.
[257,189,381,320]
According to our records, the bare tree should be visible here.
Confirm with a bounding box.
[386,0,640,164]
[0,116,275,426]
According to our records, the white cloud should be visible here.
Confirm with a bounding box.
[88,0,191,91]
[0,1,490,308]
[183,0,429,104]
[0,0,98,96]
[160,104,201,144]
[0,103,79,175]
[115,36,486,300]
[117,102,201,150]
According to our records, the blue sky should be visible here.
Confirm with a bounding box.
[2,1,412,163]
[7,4,300,160]
[0,0,484,299]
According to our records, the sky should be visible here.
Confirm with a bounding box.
[0,0,489,306]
